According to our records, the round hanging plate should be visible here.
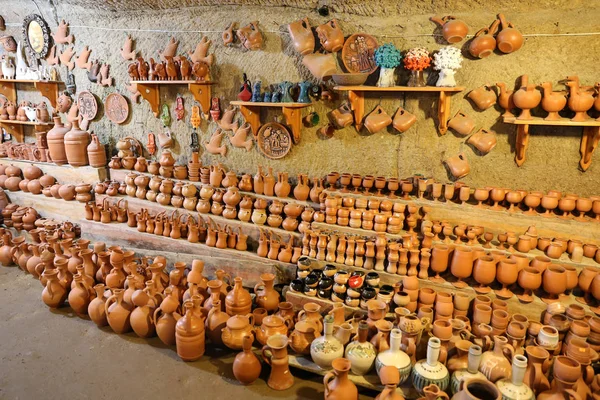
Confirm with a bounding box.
[77,91,98,121]
[257,122,292,159]
[22,14,51,59]
[105,93,129,124]
[342,33,379,74]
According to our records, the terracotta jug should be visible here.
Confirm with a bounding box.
[225,277,252,316]
[205,300,229,346]
[64,119,90,166]
[302,53,336,80]
[47,116,70,165]
[222,313,255,350]
[42,269,67,308]
[256,315,292,346]
[233,335,262,385]
[263,167,276,196]
[324,358,358,400]
[254,273,280,312]
[496,14,523,54]
[288,18,314,55]
[88,284,108,327]
[444,154,470,179]
[453,379,501,400]
[154,288,181,346]
[0,232,15,266]
[68,273,93,317]
[479,336,514,382]
[262,334,294,390]
[290,320,320,355]
[523,346,551,394]
[469,20,500,58]
[175,300,206,361]
[468,85,497,110]
[467,129,497,154]
[105,288,133,334]
[87,134,106,167]
[316,19,344,52]
[430,16,469,43]
[448,111,475,136]
[392,107,417,133]
[365,105,392,134]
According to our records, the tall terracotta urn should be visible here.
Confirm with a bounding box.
[47,116,70,165]
[64,119,90,166]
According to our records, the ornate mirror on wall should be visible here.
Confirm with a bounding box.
[22,14,51,60]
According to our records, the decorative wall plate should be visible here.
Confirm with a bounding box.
[257,122,292,159]
[105,93,129,124]
[342,33,378,74]
[22,14,51,60]
[77,90,98,122]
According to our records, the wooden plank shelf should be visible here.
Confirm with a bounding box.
[503,116,600,170]
[131,80,215,117]
[96,193,301,246]
[0,120,54,143]
[0,79,61,109]
[311,221,409,241]
[108,168,320,209]
[333,85,465,134]
[79,220,295,286]
[230,100,312,144]
[4,190,87,222]
[0,158,108,185]
[0,120,53,126]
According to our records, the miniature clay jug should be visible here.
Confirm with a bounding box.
[496,14,523,54]
[316,19,344,52]
[225,277,252,316]
[365,105,392,134]
[479,336,514,382]
[233,335,262,385]
[469,20,500,58]
[64,119,90,166]
[444,153,470,179]
[430,16,469,43]
[105,288,133,334]
[47,117,70,165]
[392,107,417,133]
[448,111,475,136]
[468,85,497,110]
[175,300,206,361]
[467,129,497,154]
[254,273,280,312]
[262,334,294,390]
[88,284,108,327]
[288,18,315,55]
[87,134,106,167]
[324,358,358,400]
[42,269,67,308]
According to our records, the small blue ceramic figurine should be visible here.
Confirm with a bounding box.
[263,90,272,102]
[251,81,262,102]
[297,81,312,103]
[271,87,281,103]
[279,81,294,103]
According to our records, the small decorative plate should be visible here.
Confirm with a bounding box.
[257,122,292,159]
[77,90,98,121]
[105,93,129,124]
[342,33,379,74]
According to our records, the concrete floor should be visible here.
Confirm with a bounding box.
[0,266,376,400]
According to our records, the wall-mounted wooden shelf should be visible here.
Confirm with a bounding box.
[503,116,600,171]
[230,101,312,144]
[0,120,54,142]
[130,80,214,117]
[0,79,61,109]
[333,85,465,134]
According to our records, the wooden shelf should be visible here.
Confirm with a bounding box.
[0,120,53,142]
[79,220,295,286]
[0,158,107,184]
[311,221,408,241]
[130,80,215,117]
[230,100,312,144]
[0,79,61,109]
[503,116,600,171]
[333,85,465,134]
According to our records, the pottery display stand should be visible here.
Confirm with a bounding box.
[4,191,88,222]
[230,101,311,144]
[503,116,600,171]
[0,158,107,185]
[132,80,215,117]
[0,120,54,143]
[333,86,464,134]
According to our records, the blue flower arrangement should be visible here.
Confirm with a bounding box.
[374,43,402,69]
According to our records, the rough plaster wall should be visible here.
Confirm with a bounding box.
[4,0,600,195]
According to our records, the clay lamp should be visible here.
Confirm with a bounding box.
[362,175,375,194]
[400,180,414,199]
[326,172,340,191]
[542,266,567,304]
[473,188,489,208]
[558,195,577,219]
[351,174,362,194]
[443,184,455,202]
[387,178,399,199]
[506,190,523,212]
[575,198,592,221]
[339,173,352,193]
[540,194,559,217]
[490,187,506,210]
[523,192,542,215]
[374,176,387,196]
[495,258,518,299]
[517,267,542,303]
[431,182,443,202]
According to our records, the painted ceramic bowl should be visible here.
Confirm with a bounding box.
[331,72,369,86]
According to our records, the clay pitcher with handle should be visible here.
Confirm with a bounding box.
[288,18,315,55]
[324,358,358,400]
[469,20,500,58]
[430,16,468,43]
[496,13,523,54]
[364,105,392,134]
[392,107,417,133]
[444,153,471,179]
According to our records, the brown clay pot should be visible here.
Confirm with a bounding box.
[468,85,497,110]
[288,18,315,55]
[64,120,90,166]
[468,20,500,58]
[430,16,469,43]
[364,106,392,134]
[47,117,70,165]
[467,129,497,154]
[496,14,524,54]
[448,111,475,136]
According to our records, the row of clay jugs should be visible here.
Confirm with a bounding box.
[64,119,90,166]
[175,300,206,361]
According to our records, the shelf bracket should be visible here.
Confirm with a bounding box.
[282,106,302,144]
[515,124,530,167]
[580,126,600,171]
[347,90,365,131]
[0,81,16,103]
[438,91,451,135]
[237,104,261,137]
[34,81,59,109]
[188,83,212,113]
[136,83,160,117]
[1,122,24,142]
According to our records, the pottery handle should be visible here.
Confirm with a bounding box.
[152,307,162,325]
[246,313,255,327]
[497,13,508,29]
[283,317,294,331]
[437,392,450,400]
[531,362,543,389]
[429,16,444,26]
[439,345,448,365]
[253,282,265,295]
[474,27,488,38]
[261,345,272,365]
[104,293,117,317]
[297,310,306,322]
[564,389,583,400]
[584,365,595,384]
[323,371,337,398]
[489,19,501,35]
[502,342,515,362]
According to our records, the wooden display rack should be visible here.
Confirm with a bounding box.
[0,79,61,109]
[503,116,600,170]
[131,80,214,117]
[229,101,311,144]
[0,159,107,184]
[0,120,53,142]
[333,86,465,134]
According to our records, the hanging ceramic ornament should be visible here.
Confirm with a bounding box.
[66,71,76,95]
[175,94,185,121]
[75,46,92,70]
[160,103,171,127]
[147,132,157,156]
[210,97,221,121]
[51,20,74,44]
[190,105,201,152]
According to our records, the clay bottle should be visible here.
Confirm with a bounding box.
[68,273,93,317]
[293,174,310,201]
[324,358,358,400]
[253,166,264,195]
[233,334,262,385]
[274,172,291,198]
[105,288,133,334]
[87,134,107,167]
[47,116,70,165]
[263,167,276,196]
[254,273,280,313]
[64,119,90,166]
[225,277,252,316]
[205,300,229,346]
[175,300,206,361]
